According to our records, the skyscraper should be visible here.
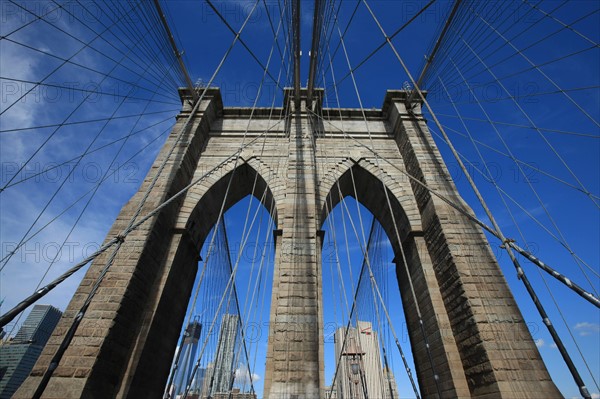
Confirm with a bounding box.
[0,305,62,398]
[204,314,240,396]
[333,321,398,399]
[171,320,202,397]
[324,385,338,398]
[383,366,399,399]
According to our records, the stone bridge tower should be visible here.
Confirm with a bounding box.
[16,88,561,398]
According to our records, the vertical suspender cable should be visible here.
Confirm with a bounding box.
[307,0,324,101]
[293,0,301,104]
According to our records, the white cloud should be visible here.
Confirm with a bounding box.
[234,365,260,385]
[0,42,37,131]
[591,393,600,399]
[550,343,557,349]
[574,322,600,336]
[534,338,544,348]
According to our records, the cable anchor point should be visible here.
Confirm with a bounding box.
[499,237,515,249]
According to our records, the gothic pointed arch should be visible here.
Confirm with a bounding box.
[15,87,561,399]
[114,159,280,397]
[180,159,280,251]
[319,159,420,255]
[319,160,471,397]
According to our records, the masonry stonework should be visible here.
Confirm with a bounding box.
[16,88,561,398]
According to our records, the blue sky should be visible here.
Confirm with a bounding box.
[169,1,599,396]
[0,1,598,398]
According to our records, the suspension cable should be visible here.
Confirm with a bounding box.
[319,58,420,396]
[443,56,600,287]
[331,6,444,395]
[307,107,600,310]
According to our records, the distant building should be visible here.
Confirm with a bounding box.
[190,367,207,397]
[383,365,399,399]
[200,361,214,397]
[207,388,256,399]
[171,320,203,397]
[333,321,398,399]
[324,385,338,398]
[203,314,240,396]
[0,305,62,398]
[170,314,254,399]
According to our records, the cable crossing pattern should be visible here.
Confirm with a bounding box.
[0,1,598,398]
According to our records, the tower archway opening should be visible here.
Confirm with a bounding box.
[165,195,276,399]
[321,196,420,399]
